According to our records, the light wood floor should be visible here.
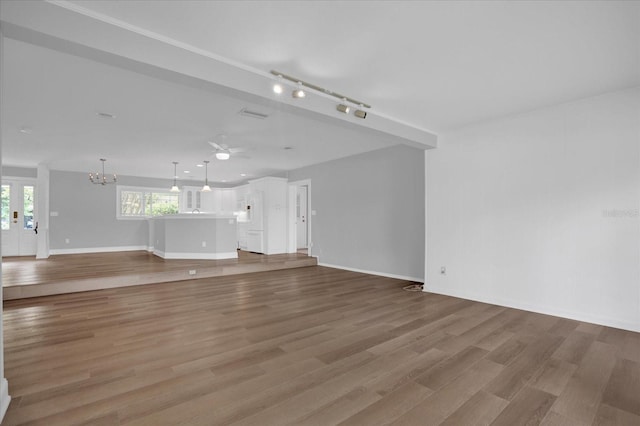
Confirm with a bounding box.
[3,266,640,425]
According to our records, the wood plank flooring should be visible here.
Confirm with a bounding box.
[2,251,316,300]
[3,266,639,425]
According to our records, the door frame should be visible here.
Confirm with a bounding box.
[287,179,312,255]
[1,176,37,257]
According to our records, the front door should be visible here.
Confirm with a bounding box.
[1,179,37,256]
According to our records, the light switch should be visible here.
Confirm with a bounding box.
[311,210,317,216]
[50,211,59,217]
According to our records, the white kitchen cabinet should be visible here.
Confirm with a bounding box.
[235,185,249,211]
[246,229,264,253]
[181,186,202,212]
[210,188,222,213]
[237,222,248,250]
[247,177,287,254]
[221,188,237,214]
[181,187,218,213]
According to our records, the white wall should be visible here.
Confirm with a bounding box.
[0,28,11,422]
[426,87,640,332]
[289,144,426,281]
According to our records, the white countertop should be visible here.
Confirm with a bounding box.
[150,213,237,220]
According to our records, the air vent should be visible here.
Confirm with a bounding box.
[96,112,116,119]
[238,108,269,120]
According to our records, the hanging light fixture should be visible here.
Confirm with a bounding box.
[170,161,180,192]
[202,160,211,192]
[89,158,117,185]
[215,151,230,160]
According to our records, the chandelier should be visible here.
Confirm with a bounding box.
[89,158,117,185]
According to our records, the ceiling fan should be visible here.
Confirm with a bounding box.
[208,134,249,160]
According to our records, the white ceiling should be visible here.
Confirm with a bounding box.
[3,38,394,183]
[2,0,639,183]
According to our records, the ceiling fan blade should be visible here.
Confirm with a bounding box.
[228,147,249,154]
[208,141,224,150]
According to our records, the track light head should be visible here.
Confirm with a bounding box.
[337,103,350,114]
[354,109,367,119]
[292,87,306,98]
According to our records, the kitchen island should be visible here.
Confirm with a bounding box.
[149,214,237,260]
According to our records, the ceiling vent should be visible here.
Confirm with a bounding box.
[238,108,269,120]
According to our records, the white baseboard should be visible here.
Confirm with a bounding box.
[317,261,423,283]
[50,245,149,255]
[153,250,238,260]
[0,378,10,423]
[424,285,640,333]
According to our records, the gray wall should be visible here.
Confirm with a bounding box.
[289,144,426,281]
[2,166,36,178]
[49,170,177,251]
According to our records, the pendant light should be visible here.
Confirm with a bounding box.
[89,158,117,186]
[202,160,211,192]
[170,161,180,192]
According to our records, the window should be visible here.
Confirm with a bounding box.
[117,186,180,219]
[1,185,9,230]
[23,185,35,229]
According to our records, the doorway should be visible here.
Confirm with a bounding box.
[1,178,37,257]
[296,184,308,252]
[288,179,311,255]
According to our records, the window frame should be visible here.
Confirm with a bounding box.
[116,185,181,220]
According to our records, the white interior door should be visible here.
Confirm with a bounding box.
[2,179,37,257]
[296,185,308,249]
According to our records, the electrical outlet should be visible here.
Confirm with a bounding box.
[202,241,207,248]
[188,270,197,275]
[440,266,446,275]
[65,238,70,244]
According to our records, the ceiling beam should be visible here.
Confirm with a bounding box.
[0,0,437,150]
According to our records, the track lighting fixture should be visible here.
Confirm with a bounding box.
[202,160,211,192]
[170,162,180,192]
[270,70,371,109]
[337,103,350,114]
[354,109,367,119]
